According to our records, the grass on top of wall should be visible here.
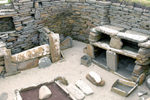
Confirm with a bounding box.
[0,0,11,4]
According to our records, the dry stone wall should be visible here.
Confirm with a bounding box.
[0,0,150,55]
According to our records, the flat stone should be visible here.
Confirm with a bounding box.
[110,36,123,49]
[38,57,51,68]
[11,44,50,63]
[75,80,93,95]
[0,92,8,100]
[117,30,150,43]
[66,84,85,100]
[88,71,101,83]
[60,36,73,50]
[49,33,61,63]
[39,85,52,100]
[138,40,150,48]
[95,25,124,36]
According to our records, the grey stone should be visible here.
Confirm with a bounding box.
[0,93,8,100]
[106,50,118,71]
[38,57,51,68]
[60,36,73,50]
[138,91,147,97]
[81,55,92,67]
[146,75,150,89]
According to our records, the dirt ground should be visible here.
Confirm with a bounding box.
[0,40,149,100]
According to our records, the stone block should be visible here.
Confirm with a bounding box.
[18,58,39,71]
[60,36,73,50]
[75,80,93,95]
[86,44,94,58]
[132,65,144,75]
[86,71,105,86]
[66,84,85,100]
[138,40,150,48]
[106,50,118,71]
[49,33,61,63]
[38,56,51,68]
[81,55,92,67]
[110,36,123,49]
[39,85,52,100]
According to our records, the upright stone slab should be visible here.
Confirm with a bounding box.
[106,50,118,71]
[49,33,61,63]
[86,44,94,58]
[4,49,17,73]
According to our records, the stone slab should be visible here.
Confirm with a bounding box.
[117,30,150,43]
[86,44,94,58]
[106,50,118,71]
[75,80,93,95]
[138,40,150,48]
[95,25,124,36]
[11,44,50,63]
[66,84,85,100]
[49,33,61,63]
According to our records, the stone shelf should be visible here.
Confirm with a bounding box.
[117,30,150,43]
[92,42,138,59]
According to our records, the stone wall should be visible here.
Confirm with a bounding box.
[0,0,150,54]
[109,3,150,35]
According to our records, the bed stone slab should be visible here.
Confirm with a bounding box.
[11,44,50,63]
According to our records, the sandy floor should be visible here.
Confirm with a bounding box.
[0,40,149,100]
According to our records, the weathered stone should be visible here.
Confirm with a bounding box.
[60,36,73,50]
[81,55,92,67]
[49,33,61,63]
[106,50,118,71]
[86,44,94,58]
[86,71,105,86]
[0,66,4,73]
[18,58,39,71]
[138,48,150,58]
[38,56,51,68]
[138,73,146,85]
[39,85,52,100]
[110,36,123,49]
[118,30,150,43]
[67,84,85,100]
[11,44,50,63]
[75,80,93,95]
[4,49,17,73]
[132,65,144,75]
[138,40,150,48]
